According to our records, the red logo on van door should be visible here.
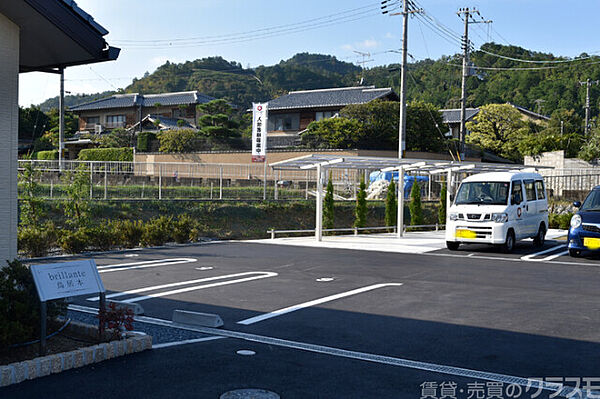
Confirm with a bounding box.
[517,207,522,217]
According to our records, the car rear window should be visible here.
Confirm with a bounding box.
[524,180,536,201]
[535,180,545,200]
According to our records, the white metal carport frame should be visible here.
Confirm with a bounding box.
[270,155,551,241]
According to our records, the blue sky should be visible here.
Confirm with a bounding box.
[18,0,600,106]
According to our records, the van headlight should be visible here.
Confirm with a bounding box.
[571,214,582,229]
[492,213,508,223]
[449,212,459,221]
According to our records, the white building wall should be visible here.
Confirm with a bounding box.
[0,13,19,265]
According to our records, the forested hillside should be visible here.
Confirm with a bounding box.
[39,44,600,119]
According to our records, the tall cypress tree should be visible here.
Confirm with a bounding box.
[438,182,447,225]
[385,179,397,228]
[409,179,424,226]
[323,172,334,230]
[355,178,367,228]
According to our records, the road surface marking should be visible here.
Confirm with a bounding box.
[237,283,403,325]
[97,258,197,273]
[122,272,278,303]
[521,245,566,261]
[541,250,569,261]
[152,336,224,349]
[87,271,276,301]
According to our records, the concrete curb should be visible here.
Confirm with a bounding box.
[0,321,152,388]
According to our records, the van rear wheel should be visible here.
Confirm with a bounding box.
[501,230,515,253]
[533,225,546,247]
[446,241,460,251]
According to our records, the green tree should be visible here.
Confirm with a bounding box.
[409,179,424,226]
[158,129,202,153]
[517,109,583,158]
[196,99,244,149]
[19,162,45,226]
[95,128,136,148]
[578,125,600,161]
[438,182,447,225]
[19,106,49,144]
[355,179,367,228]
[301,118,364,148]
[466,104,530,161]
[323,173,334,230]
[62,166,91,228]
[385,179,397,228]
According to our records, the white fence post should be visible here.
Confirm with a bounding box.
[263,161,267,201]
[104,168,108,200]
[89,161,93,199]
[219,167,223,200]
[159,164,162,200]
[274,170,279,200]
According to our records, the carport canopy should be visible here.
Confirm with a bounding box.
[270,155,552,241]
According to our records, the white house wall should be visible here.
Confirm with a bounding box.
[0,13,19,265]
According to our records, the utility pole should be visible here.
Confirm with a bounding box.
[457,8,491,160]
[382,0,422,159]
[579,79,600,135]
[59,67,65,171]
[353,50,374,85]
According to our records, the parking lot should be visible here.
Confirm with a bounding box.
[6,233,600,399]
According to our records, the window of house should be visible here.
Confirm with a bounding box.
[86,116,99,125]
[268,113,299,131]
[106,115,125,125]
[315,111,335,121]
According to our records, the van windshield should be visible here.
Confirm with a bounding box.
[581,190,600,211]
[455,182,510,205]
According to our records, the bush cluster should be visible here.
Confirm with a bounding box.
[18,215,206,257]
[549,212,573,230]
[77,147,133,162]
[36,150,58,160]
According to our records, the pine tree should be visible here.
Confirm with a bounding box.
[409,179,424,226]
[385,179,397,228]
[438,182,447,225]
[355,178,367,228]
[323,173,335,230]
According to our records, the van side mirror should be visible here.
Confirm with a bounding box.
[573,201,582,208]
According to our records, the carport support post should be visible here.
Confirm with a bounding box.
[446,169,452,220]
[315,164,323,241]
[397,167,404,238]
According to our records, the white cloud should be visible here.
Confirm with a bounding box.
[384,32,396,39]
[341,38,380,53]
[360,39,380,49]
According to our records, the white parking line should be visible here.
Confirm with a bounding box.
[97,258,197,273]
[521,245,566,261]
[541,250,569,261]
[87,272,277,302]
[152,336,225,349]
[122,272,278,303]
[66,305,588,398]
[237,283,403,325]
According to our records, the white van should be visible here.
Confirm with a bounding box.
[445,171,549,252]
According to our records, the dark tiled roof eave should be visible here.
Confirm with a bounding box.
[267,87,396,111]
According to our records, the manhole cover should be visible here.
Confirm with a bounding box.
[236,350,256,356]
[220,389,280,399]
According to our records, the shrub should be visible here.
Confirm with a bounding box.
[85,224,115,251]
[141,216,173,246]
[173,214,196,243]
[98,302,134,341]
[409,180,424,226]
[137,131,157,152]
[354,179,367,228]
[113,219,144,248]
[323,173,334,230]
[18,223,57,258]
[78,147,133,162]
[0,260,66,347]
[438,182,447,225]
[36,150,58,160]
[58,228,89,254]
[549,212,573,230]
[385,179,397,227]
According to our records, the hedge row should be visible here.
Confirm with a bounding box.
[78,147,133,162]
[36,150,58,160]
[18,215,205,257]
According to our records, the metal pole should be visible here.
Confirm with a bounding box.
[98,292,106,340]
[274,170,279,200]
[428,173,432,200]
[89,162,93,199]
[263,160,267,200]
[50,180,53,199]
[305,170,309,200]
[210,182,213,199]
[397,167,404,238]
[159,164,162,200]
[104,168,108,200]
[219,167,223,199]
[315,164,323,242]
[446,169,453,220]
[40,301,47,356]
[398,0,408,159]
[459,9,470,160]
[59,68,65,171]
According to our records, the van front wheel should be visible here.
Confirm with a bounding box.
[446,241,460,251]
[501,230,515,253]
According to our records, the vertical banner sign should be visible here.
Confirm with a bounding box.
[252,102,268,162]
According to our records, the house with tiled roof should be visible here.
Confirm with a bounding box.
[266,86,398,147]
[69,90,215,133]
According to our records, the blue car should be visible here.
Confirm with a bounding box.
[568,186,600,257]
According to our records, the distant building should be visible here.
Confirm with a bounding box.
[265,86,398,148]
[441,103,550,140]
[69,91,215,134]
